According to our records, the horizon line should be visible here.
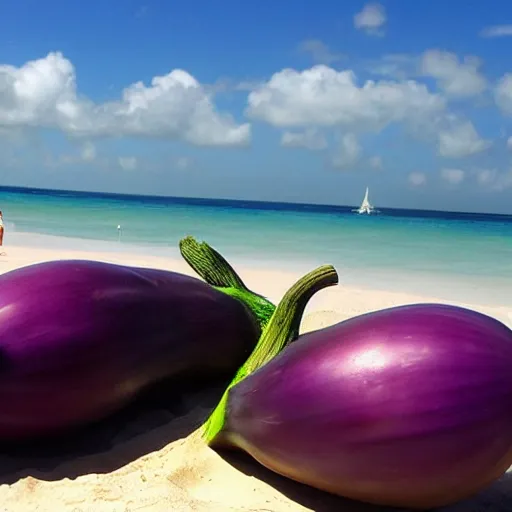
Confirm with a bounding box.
[0,184,510,218]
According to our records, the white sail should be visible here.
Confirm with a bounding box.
[353,186,376,215]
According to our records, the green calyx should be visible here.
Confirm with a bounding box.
[178,235,339,445]
[202,263,339,445]
[179,236,276,331]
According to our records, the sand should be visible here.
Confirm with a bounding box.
[0,242,511,512]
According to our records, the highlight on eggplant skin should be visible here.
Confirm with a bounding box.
[203,296,512,509]
[0,242,269,441]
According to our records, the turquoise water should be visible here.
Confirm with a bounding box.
[1,186,512,307]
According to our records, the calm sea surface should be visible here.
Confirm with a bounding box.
[0,186,511,307]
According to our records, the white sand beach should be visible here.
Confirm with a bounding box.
[0,242,511,512]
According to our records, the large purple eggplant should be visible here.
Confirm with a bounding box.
[202,267,512,510]
[0,236,275,441]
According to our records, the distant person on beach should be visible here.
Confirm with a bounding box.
[0,211,6,256]
[0,211,5,246]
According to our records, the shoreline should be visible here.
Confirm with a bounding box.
[2,230,512,311]
[0,237,510,330]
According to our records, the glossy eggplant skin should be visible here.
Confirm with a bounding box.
[0,259,260,440]
[220,304,512,509]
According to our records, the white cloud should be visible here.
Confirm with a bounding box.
[369,155,383,169]
[41,141,100,168]
[331,133,360,169]
[298,40,343,65]
[246,65,445,132]
[42,150,104,169]
[281,128,327,150]
[495,73,512,114]
[409,171,426,186]
[474,168,512,191]
[0,52,250,147]
[480,25,512,38]
[354,3,386,36]
[438,121,491,158]
[118,156,137,171]
[441,168,465,184]
[507,136,512,150]
[80,141,96,162]
[420,50,487,98]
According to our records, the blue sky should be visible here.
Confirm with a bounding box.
[1,1,512,213]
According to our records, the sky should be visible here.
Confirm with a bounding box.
[1,1,512,213]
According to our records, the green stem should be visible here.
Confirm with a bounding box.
[202,264,339,444]
[179,236,276,331]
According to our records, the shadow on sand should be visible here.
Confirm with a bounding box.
[2,382,512,512]
[221,450,512,512]
[0,378,226,485]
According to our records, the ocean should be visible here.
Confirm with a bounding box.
[0,186,511,308]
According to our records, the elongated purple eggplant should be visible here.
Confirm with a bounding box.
[0,237,275,441]
[202,273,512,510]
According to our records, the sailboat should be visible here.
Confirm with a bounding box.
[353,186,376,215]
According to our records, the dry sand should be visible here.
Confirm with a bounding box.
[0,243,511,512]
